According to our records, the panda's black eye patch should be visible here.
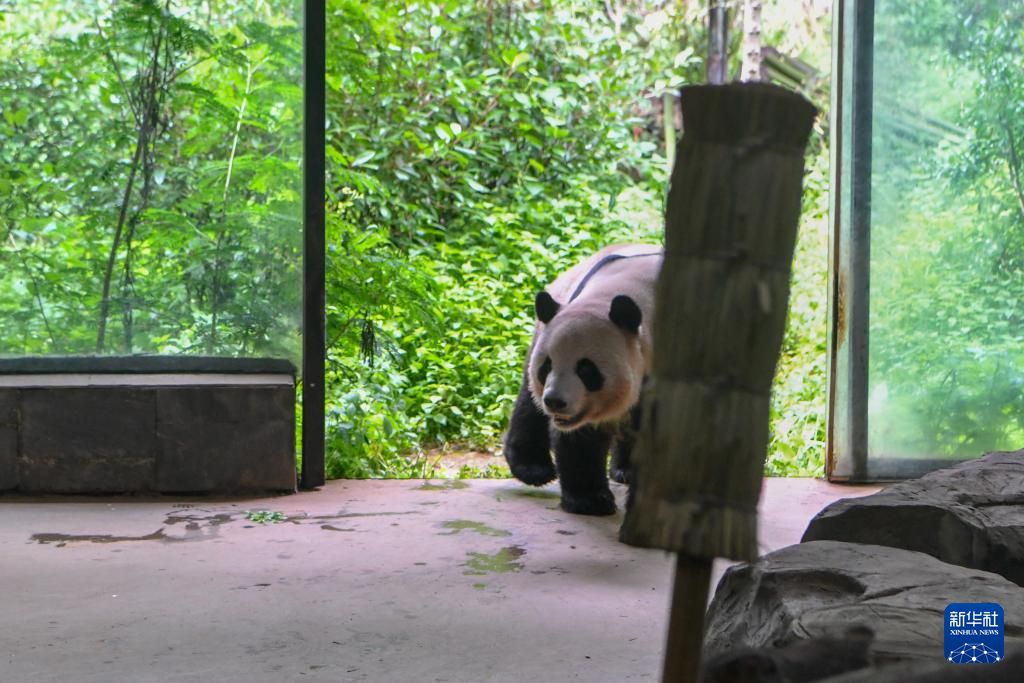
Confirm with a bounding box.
[576,358,604,392]
[538,357,552,384]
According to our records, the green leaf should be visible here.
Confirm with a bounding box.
[351,150,375,167]
[509,52,531,71]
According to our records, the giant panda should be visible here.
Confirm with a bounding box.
[503,243,663,515]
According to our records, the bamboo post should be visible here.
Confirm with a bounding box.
[620,83,817,683]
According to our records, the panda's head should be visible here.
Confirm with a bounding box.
[528,290,645,431]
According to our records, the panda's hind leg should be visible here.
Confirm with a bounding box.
[553,425,616,516]
[503,368,557,486]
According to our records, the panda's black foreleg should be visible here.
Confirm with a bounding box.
[609,401,643,485]
[503,369,557,486]
[553,425,616,516]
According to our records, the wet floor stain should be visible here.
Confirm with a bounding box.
[30,517,232,546]
[462,546,526,575]
[163,512,235,527]
[30,529,169,546]
[287,511,419,524]
[439,520,511,537]
[33,508,254,546]
[506,488,559,500]
[416,480,469,491]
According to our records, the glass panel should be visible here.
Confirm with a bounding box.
[832,0,1024,479]
[0,0,303,362]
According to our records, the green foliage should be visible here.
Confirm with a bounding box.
[768,146,829,476]
[321,0,698,477]
[865,1,1024,457]
[245,510,287,524]
[1,0,839,479]
[0,0,302,358]
[456,463,512,479]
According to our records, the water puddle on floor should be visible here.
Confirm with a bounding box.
[507,488,559,499]
[462,546,526,575]
[30,529,170,547]
[416,480,469,491]
[439,520,511,537]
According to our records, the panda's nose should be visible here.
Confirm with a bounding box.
[543,394,567,412]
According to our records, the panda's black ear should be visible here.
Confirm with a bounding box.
[535,291,560,324]
[609,295,642,334]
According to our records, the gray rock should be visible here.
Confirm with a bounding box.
[819,645,1024,682]
[702,627,874,682]
[802,451,1024,585]
[704,541,1024,667]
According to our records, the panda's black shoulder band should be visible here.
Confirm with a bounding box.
[568,252,660,303]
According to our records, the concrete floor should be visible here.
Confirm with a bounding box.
[1,478,879,683]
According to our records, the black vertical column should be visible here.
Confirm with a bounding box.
[848,0,874,481]
[301,0,326,489]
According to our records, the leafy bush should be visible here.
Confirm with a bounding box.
[0,0,303,358]
[322,0,698,477]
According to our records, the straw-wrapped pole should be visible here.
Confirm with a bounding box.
[619,83,817,682]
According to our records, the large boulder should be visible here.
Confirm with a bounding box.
[802,451,1024,585]
[704,541,1024,668]
[702,628,875,682]
[818,645,1024,682]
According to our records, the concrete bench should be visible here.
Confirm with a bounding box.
[0,356,297,495]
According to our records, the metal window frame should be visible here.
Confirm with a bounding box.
[826,0,872,482]
[301,0,326,489]
[827,0,975,482]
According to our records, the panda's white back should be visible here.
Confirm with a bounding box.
[544,243,663,348]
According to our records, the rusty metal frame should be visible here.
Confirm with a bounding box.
[827,0,873,482]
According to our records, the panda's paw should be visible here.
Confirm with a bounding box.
[510,461,557,487]
[609,465,631,485]
[560,490,616,516]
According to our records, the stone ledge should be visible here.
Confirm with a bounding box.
[0,355,297,375]
[0,368,296,495]
[802,451,1024,585]
[704,540,1024,667]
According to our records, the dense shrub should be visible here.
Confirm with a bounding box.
[324,0,830,477]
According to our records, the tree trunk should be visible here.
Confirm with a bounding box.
[617,83,817,683]
[209,60,254,353]
[96,17,166,353]
[707,1,729,85]
[741,0,764,81]
[663,93,677,168]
